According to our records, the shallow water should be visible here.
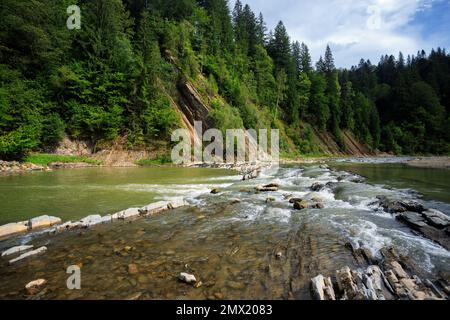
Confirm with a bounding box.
[0,167,237,224]
[0,164,449,300]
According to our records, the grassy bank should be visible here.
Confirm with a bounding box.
[25,154,102,166]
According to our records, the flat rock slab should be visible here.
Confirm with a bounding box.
[28,215,62,230]
[1,245,34,257]
[0,222,28,239]
[9,246,47,264]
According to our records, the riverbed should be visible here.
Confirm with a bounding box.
[0,161,449,299]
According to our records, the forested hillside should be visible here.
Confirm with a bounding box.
[0,0,449,160]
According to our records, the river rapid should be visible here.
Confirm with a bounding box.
[0,160,449,299]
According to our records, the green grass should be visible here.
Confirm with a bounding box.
[136,155,173,166]
[24,153,102,166]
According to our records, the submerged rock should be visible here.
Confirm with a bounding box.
[310,182,325,192]
[9,246,47,264]
[210,189,221,194]
[25,279,47,295]
[1,245,34,257]
[128,263,139,275]
[178,272,197,285]
[265,197,276,203]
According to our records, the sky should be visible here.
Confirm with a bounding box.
[230,0,450,68]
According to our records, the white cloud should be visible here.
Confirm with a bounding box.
[232,0,445,67]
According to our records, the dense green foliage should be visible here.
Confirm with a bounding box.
[0,0,449,159]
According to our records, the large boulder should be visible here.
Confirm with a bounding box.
[28,215,61,230]
[0,222,28,239]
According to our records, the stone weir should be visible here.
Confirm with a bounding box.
[0,198,188,265]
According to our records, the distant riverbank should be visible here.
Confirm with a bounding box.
[406,157,450,169]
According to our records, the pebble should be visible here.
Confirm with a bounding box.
[178,272,197,284]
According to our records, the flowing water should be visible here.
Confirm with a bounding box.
[0,162,449,300]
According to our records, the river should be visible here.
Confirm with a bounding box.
[0,161,449,299]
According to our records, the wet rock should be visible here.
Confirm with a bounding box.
[293,200,309,210]
[25,279,47,295]
[311,203,325,209]
[336,266,365,300]
[28,215,61,230]
[79,215,103,227]
[213,292,224,300]
[275,252,283,259]
[56,221,82,232]
[363,266,386,300]
[311,275,336,300]
[227,281,245,290]
[265,197,276,203]
[140,198,187,216]
[377,196,425,214]
[310,182,325,192]
[289,198,303,204]
[397,212,450,250]
[0,222,28,239]
[422,209,450,229]
[178,272,197,285]
[397,212,428,229]
[256,185,278,192]
[112,208,141,220]
[9,246,47,264]
[126,292,142,300]
[1,245,34,257]
[230,198,241,204]
[210,189,221,194]
[128,263,139,275]
[242,167,261,181]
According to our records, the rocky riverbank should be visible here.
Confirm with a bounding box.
[311,246,449,300]
[406,157,450,169]
[0,160,47,174]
